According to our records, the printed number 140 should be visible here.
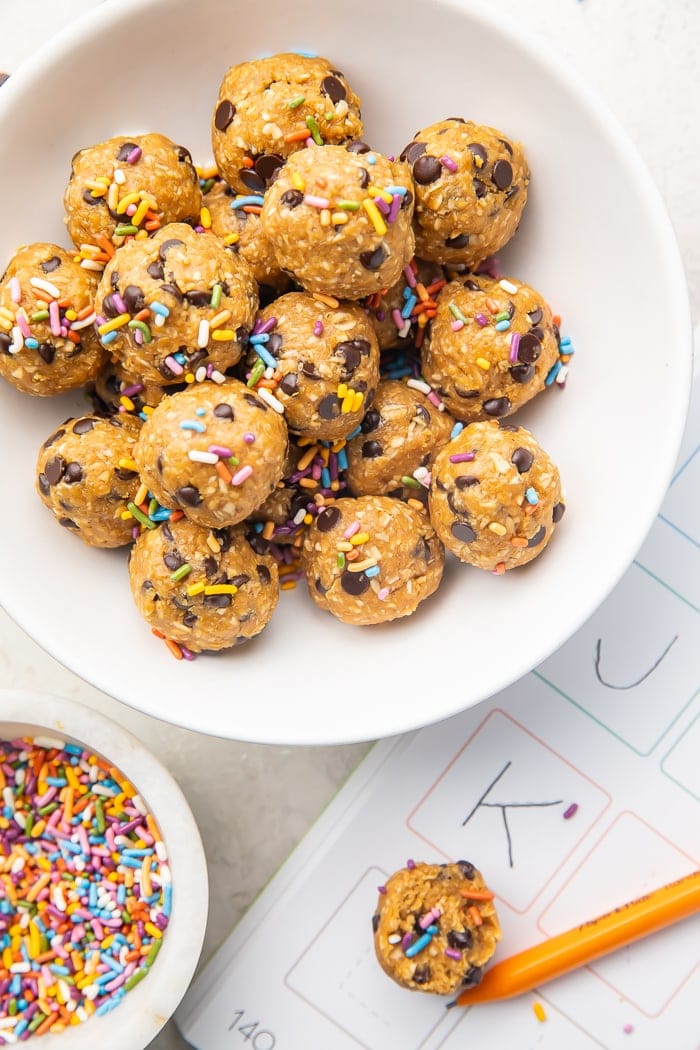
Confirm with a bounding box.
[228,1009,276,1049]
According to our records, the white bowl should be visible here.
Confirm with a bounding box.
[0,690,208,1049]
[0,0,692,745]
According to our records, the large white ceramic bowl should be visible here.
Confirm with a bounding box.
[0,689,208,1049]
[0,0,692,745]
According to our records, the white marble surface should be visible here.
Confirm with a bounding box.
[0,1,698,1047]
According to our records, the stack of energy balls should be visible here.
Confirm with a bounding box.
[0,51,569,658]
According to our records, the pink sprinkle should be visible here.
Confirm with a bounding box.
[445,947,462,960]
[16,311,31,338]
[313,320,324,336]
[258,316,278,335]
[231,464,253,486]
[419,907,441,930]
[112,293,127,314]
[427,391,443,409]
[9,276,21,302]
[623,1024,634,1034]
[440,155,458,172]
[449,452,475,463]
[374,196,390,216]
[377,884,387,894]
[127,146,142,164]
[134,328,143,345]
[122,382,144,397]
[49,300,61,336]
[406,858,416,870]
[304,194,331,208]
[403,265,417,288]
[401,932,414,951]
[206,363,214,378]
[126,203,137,217]
[208,444,233,458]
[164,355,183,375]
[475,312,489,327]
[563,803,579,820]
[343,520,360,539]
[450,319,464,332]
[243,432,256,444]
[392,307,404,331]
[305,137,314,148]
[509,331,521,362]
[387,194,401,224]
[180,645,195,661]
[377,587,390,601]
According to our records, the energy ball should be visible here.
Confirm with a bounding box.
[134,378,288,528]
[94,223,258,386]
[211,53,363,195]
[64,133,201,258]
[429,420,565,572]
[36,414,142,548]
[421,275,560,422]
[246,291,380,440]
[0,243,105,396]
[129,517,279,652]
[373,860,501,995]
[204,177,291,299]
[302,494,443,625]
[261,144,415,299]
[362,258,446,352]
[346,380,454,499]
[401,118,529,268]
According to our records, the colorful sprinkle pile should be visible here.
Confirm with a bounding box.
[0,274,95,358]
[0,736,170,1040]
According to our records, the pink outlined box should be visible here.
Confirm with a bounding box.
[538,811,700,1017]
[407,709,611,914]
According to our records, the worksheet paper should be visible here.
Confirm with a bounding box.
[177,382,700,1050]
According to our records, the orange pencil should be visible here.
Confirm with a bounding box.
[457,869,700,1005]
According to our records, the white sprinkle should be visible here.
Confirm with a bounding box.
[155,840,168,861]
[70,313,96,331]
[388,934,401,944]
[195,366,207,383]
[413,466,430,482]
[91,784,117,797]
[499,279,518,294]
[262,122,283,139]
[556,365,569,386]
[2,786,14,810]
[264,365,275,379]
[132,794,148,816]
[29,276,60,298]
[80,259,104,271]
[293,508,306,525]
[335,99,349,118]
[257,386,285,413]
[407,378,431,395]
[160,863,172,885]
[197,319,210,348]
[10,856,25,874]
[113,168,126,185]
[10,963,31,974]
[188,450,218,464]
[9,326,23,354]
[32,734,65,749]
[154,313,166,327]
[83,985,100,1001]
[210,370,226,384]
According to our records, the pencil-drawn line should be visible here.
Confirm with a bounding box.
[460,760,511,827]
[594,634,679,690]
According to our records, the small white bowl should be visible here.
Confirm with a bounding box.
[0,690,208,1049]
[0,0,692,745]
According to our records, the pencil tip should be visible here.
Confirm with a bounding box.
[445,999,458,1010]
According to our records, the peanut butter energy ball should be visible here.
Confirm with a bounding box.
[65,133,201,258]
[373,860,501,995]
[421,275,560,422]
[429,420,565,572]
[0,243,104,396]
[261,145,415,298]
[129,518,279,652]
[134,378,288,528]
[401,118,529,268]
[94,223,258,386]
[211,53,363,194]
[302,495,443,625]
[36,414,142,548]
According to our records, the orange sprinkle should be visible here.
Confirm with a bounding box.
[151,628,166,640]
[553,314,561,327]
[285,128,311,143]
[169,510,185,522]
[511,536,528,547]
[298,477,318,489]
[297,445,319,471]
[262,521,275,540]
[144,219,161,231]
[468,905,484,926]
[493,561,506,575]
[241,155,254,167]
[66,331,81,344]
[460,888,495,901]
[215,460,232,484]
[133,308,151,322]
[242,205,262,215]
[425,278,447,296]
[76,304,95,321]
[35,1014,57,1036]
[32,289,55,304]
[94,234,116,258]
[484,296,499,314]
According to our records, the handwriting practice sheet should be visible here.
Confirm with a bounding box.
[177,383,699,1050]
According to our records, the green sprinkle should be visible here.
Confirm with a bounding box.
[324,111,334,120]
[148,497,159,518]
[170,563,193,583]
[494,310,510,322]
[24,811,34,835]
[37,802,58,816]
[145,937,163,966]
[335,199,361,211]
[127,501,156,529]
[400,475,422,489]
[31,310,50,322]
[29,1013,45,1032]
[337,552,345,570]
[8,999,17,1016]
[95,798,105,834]
[305,115,323,146]
[288,94,305,109]
[127,319,152,342]
[201,178,216,194]
[448,303,468,324]
[115,224,139,236]
[210,283,223,309]
[124,966,149,991]
[226,456,240,467]
[247,359,265,387]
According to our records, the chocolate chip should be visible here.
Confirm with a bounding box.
[159,282,184,304]
[44,456,65,486]
[320,75,346,102]
[266,332,282,356]
[445,232,469,249]
[412,965,431,985]
[163,551,183,571]
[123,284,145,313]
[203,593,232,608]
[451,520,476,543]
[509,363,534,383]
[492,159,513,190]
[505,184,520,202]
[468,142,487,164]
[59,517,78,530]
[82,188,103,206]
[455,386,479,400]
[70,418,95,436]
[280,189,303,208]
[244,392,267,411]
[401,141,426,165]
[101,293,120,318]
[175,485,202,507]
[279,372,299,395]
[528,307,543,326]
[361,409,381,432]
[36,343,56,365]
[497,137,514,156]
[517,333,542,364]
[43,428,66,448]
[511,447,534,474]
[158,238,184,261]
[447,928,473,950]
[40,256,62,274]
[0,332,11,355]
[213,403,234,420]
[64,462,83,484]
[147,260,164,281]
[182,612,198,628]
[301,361,320,378]
[38,472,50,496]
[359,246,386,271]
[401,190,413,210]
[115,467,138,481]
[553,501,566,523]
[336,338,369,374]
[184,290,210,307]
[462,965,483,987]
[317,394,341,419]
[482,396,511,417]
[255,153,284,185]
[176,145,194,166]
[0,73,9,88]
[530,327,544,343]
[358,167,370,189]
[412,155,441,184]
[455,475,479,488]
[472,177,487,199]
[361,440,383,458]
[347,140,371,154]
[371,913,380,933]
[341,570,369,595]
[214,100,236,131]
[239,168,265,194]
[527,525,547,548]
[317,506,341,532]
[116,141,140,161]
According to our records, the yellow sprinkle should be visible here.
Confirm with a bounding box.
[107,183,119,211]
[203,584,238,595]
[351,390,364,412]
[116,191,140,214]
[320,208,331,226]
[120,509,134,520]
[367,184,393,204]
[0,316,13,332]
[196,164,219,180]
[312,292,339,309]
[346,557,377,572]
[144,922,162,940]
[200,206,212,229]
[223,233,239,245]
[209,309,232,329]
[488,521,507,536]
[341,391,355,414]
[118,457,139,473]
[281,580,297,591]
[64,309,77,322]
[97,313,130,336]
[185,372,195,383]
[120,395,136,411]
[134,483,148,506]
[134,229,149,241]
[130,198,150,228]
[336,541,353,552]
[142,405,154,415]
[417,312,429,328]
[350,532,370,546]
[141,856,153,898]
[330,211,349,225]
[186,582,206,597]
[291,171,306,191]
[303,513,313,524]
[362,197,387,236]
[96,175,111,186]
[533,1002,547,1022]
[476,357,491,370]
[212,329,235,341]
[337,383,348,399]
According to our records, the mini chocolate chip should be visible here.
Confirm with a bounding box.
[279,372,299,395]
[472,177,487,199]
[244,392,267,411]
[214,100,236,131]
[101,293,120,318]
[176,145,194,166]
[38,473,50,496]
[445,232,469,248]
[528,307,543,326]
[451,520,476,543]
[517,333,542,364]
[110,271,120,288]
[159,279,185,303]
[359,246,387,271]
[509,363,534,383]
[239,168,266,194]
[116,141,140,161]
[553,501,566,523]
[317,506,341,532]
[464,278,481,291]
[59,517,78,530]
[280,189,303,208]
[455,386,480,400]
[317,394,341,419]
[203,593,231,609]
[412,155,441,184]
[43,428,66,448]
[468,142,487,164]
[64,462,83,484]
[158,238,184,261]
[175,485,202,507]
[505,184,520,202]
[266,332,282,355]
[361,409,381,432]
[255,153,284,185]
[147,260,164,280]
[255,564,270,585]
[458,861,475,880]
[336,338,369,373]
[414,405,430,425]
[412,965,431,985]
[462,965,483,987]
[72,418,95,435]
[182,612,198,628]
[527,525,547,548]
[371,913,380,933]
[82,188,103,206]
[530,327,544,343]
[40,256,61,273]
[320,75,346,102]
[358,167,370,189]
[492,159,513,190]
[455,475,479,488]
[497,137,514,155]
[0,332,12,355]
[511,447,534,474]
[36,343,56,365]
[163,551,183,571]
[123,284,145,313]
[401,141,426,164]
[210,404,233,423]
[401,189,413,210]
[201,556,217,578]
[341,570,369,596]
[483,396,511,417]
[184,290,210,307]
[347,140,371,154]
[361,440,383,458]
[0,73,9,88]
[301,361,320,378]
[115,467,138,481]
[44,456,65,485]
[447,928,473,950]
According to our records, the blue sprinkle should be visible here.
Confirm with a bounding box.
[252,343,277,369]
[385,185,408,196]
[494,319,511,331]
[163,884,173,917]
[293,48,317,57]
[117,857,142,869]
[252,522,264,533]
[138,411,149,421]
[525,487,539,505]
[49,964,71,976]
[401,294,417,319]
[545,360,562,386]
[149,301,170,317]
[249,333,270,345]
[14,1019,28,1037]
[366,154,377,165]
[150,508,172,521]
[10,975,21,996]
[173,351,187,365]
[179,420,206,432]
[321,467,331,489]
[25,337,39,349]
[337,448,349,471]
[100,331,118,345]
[64,743,82,755]
[365,565,380,578]
[346,425,362,441]
[230,195,265,209]
[121,848,153,857]
[450,422,464,440]
[96,997,122,1016]
[405,931,433,958]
